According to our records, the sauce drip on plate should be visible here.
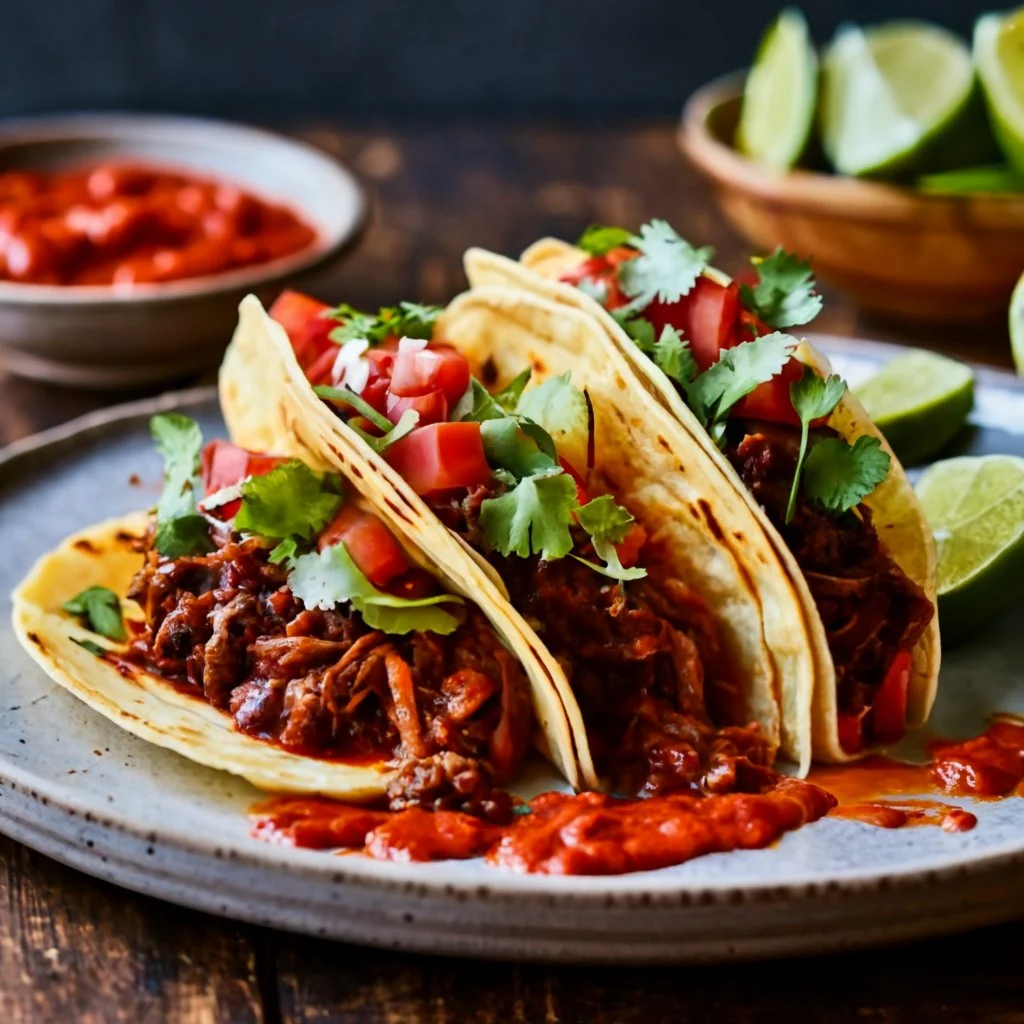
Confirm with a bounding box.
[0,162,317,287]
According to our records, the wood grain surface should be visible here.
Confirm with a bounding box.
[0,124,1018,1023]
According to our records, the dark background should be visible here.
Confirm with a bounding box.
[2,0,993,123]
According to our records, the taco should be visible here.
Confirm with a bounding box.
[13,415,581,813]
[221,287,806,799]
[462,222,939,764]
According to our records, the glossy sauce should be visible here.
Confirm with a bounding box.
[0,162,316,287]
[251,778,835,875]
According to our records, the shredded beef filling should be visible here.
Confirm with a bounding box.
[727,424,934,728]
[126,527,531,821]
[431,487,771,799]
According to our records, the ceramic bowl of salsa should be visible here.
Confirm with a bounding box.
[0,113,367,386]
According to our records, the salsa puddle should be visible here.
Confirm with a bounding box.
[248,716,1024,875]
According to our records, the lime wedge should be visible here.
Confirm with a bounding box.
[821,21,979,178]
[854,351,975,465]
[975,10,1024,175]
[917,163,1024,194]
[737,8,818,170]
[916,455,1024,642]
[1010,270,1024,376]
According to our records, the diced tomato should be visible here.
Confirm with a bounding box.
[651,278,740,374]
[305,344,339,387]
[389,344,470,405]
[269,290,333,372]
[386,389,448,426]
[737,307,771,342]
[615,522,647,568]
[386,422,493,496]
[731,358,805,426]
[361,345,399,413]
[873,650,912,743]
[838,711,866,755]
[317,506,410,587]
[559,248,635,310]
[558,456,590,506]
[200,440,286,519]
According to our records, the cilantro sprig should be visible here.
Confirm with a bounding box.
[573,495,646,581]
[314,385,420,454]
[150,414,214,558]
[288,542,463,635]
[326,301,442,346]
[577,224,634,257]
[615,312,698,390]
[618,220,714,312]
[686,333,796,443]
[234,460,343,562]
[803,436,890,516]
[786,368,847,523]
[739,248,823,330]
[63,586,126,641]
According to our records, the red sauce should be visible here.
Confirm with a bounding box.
[0,162,316,287]
[809,715,1024,833]
[250,778,835,875]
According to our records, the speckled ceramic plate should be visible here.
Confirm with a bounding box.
[1,336,1023,964]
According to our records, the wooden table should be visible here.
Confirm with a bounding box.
[0,125,1019,1023]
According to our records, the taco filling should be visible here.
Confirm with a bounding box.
[120,416,532,821]
[551,222,935,753]
[269,291,773,798]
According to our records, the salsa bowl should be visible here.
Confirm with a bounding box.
[0,113,366,387]
[680,73,1024,326]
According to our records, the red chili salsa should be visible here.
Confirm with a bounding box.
[0,162,316,287]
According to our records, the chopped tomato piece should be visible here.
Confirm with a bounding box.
[305,344,339,387]
[386,389,448,426]
[838,711,866,755]
[731,358,804,426]
[200,441,286,519]
[317,506,410,587]
[386,423,493,496]
[647,278,740,373]
[559,248,635,310]
[737,307,771,342]
[269,291,333,372]
[389,344,470,405]
[873,651,912,743]
[614,522,647,568]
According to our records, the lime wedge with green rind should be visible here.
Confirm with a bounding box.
[1010,270,1024,376]
[917,163,1024,194]
[916,455,1024,642]
[821,21,987,178]
[854,351,975,466]
[737,8,818,171]
[975,10,1024,175]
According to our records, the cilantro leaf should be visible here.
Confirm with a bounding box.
[652,325,697,387]
[573,542,647,582]
[618,220,714,312]
[576,276,608,304]
[611,310,657,351]
[314,385,392,433]
[802,436,891,515]
[269,537,299,564]
[481,419,556,480]
[235,460,342,547]
[577,224,633,256]
[785,367,848,523]
[493,369,532,412]
[516,372,589,470]
[150,413,213,558]
[288,542,462,635]
[453,378,506,423]
[327,301,442,346]
[63,585,126,641]
[479,471,579,561]
[685,332,796,431]
[576,495,634,544]
[71,637,107,658]
[739,248,823,329]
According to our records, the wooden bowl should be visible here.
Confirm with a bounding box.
[0,114,367,388]
[680,74,1024,325]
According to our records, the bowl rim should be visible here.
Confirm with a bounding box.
[0,111,369,307]
[679,71,1024,223]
